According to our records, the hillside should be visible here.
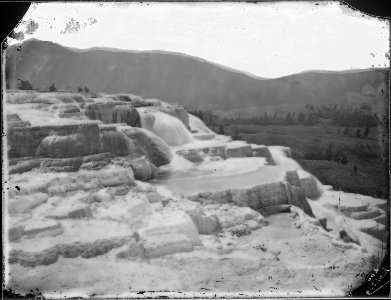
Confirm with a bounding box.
[5,39,388,115]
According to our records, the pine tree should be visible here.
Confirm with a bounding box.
[49,83,57,92]
[232,126,241,140]
[218,124,225,135]
[363,126,370,137]
[18,79,33,90]
[285,113,294,125]
[263,112,269,125]
[324,144,333,161]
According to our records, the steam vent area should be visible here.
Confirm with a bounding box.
[4,90,388,297]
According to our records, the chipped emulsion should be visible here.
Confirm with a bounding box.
[3,90,388,297]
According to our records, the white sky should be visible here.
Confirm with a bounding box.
[9,1,390,78]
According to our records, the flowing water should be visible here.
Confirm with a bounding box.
[137,108,195,146]
[189,114,215,134]
[148,116,324,196]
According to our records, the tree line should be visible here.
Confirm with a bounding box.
[189,103,379,129]
[14,79,90,94]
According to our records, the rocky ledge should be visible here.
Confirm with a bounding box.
[4,91,387,297]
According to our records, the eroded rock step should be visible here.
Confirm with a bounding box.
[5,91,386,293]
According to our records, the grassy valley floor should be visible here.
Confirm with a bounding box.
[221,125,388,199]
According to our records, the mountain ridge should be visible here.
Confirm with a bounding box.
[5,39,388,114]
[9,38,387,80]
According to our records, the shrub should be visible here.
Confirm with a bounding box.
[17,79,33,90]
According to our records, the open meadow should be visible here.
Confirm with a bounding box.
[222,124,388,198]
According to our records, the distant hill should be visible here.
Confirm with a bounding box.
[5,39,388,116]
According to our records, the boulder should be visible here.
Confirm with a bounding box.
[129,158,157,181]
[101,131,145,158]
[37,134,98,158]
[112,156,156,181]
[285,170,301,186]
[85,102,141,127]
[120,127,172,167]
[9,123,101,158]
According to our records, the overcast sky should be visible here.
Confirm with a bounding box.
[9,1,390,78]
